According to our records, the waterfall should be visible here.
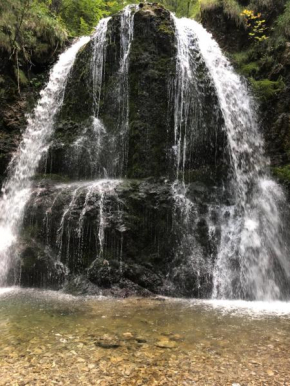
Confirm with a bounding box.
[0,6,137,286]
[171,16,222,296]
[0,37,90,285]
[1,5,289,299]
[173,17,290,300]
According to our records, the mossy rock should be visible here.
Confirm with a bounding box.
[272,165,290,184]
[240,61,259,76]
[13,68,29,87]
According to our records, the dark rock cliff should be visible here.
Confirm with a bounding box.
[8,4,227,298]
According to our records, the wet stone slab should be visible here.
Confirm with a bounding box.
[0,288,290,385]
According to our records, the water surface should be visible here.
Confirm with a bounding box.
[0,288,290,385]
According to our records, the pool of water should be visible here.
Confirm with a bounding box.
[0,288,290,385]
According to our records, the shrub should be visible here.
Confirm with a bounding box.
[240,8,269,42]
[250,77,285,100]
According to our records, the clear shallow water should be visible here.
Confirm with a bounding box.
[0,289,290,385]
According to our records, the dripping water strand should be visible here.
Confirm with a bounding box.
[118,5,136,175]
[92,18,111,117]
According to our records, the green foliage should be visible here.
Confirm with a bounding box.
[0,1,67,54]
[0,0,67,91]
[231,50,255,65]
[191,1,202,20]
[240,61,260,76]
[59,0,106,36]
[225,2,290,104]
[272,165,290,184]
[46,0,138,37]
[13,68,29,86]
[250,77,285,100]
[200,0,243,24]
[240,9,268,42]
[158,20,174,35]
[275,0,290,39]
[157,0,194,17]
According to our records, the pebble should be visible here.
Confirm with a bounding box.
[156,341,177,349]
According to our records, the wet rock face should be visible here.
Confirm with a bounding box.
[12,5,229,297]
[42,6,177,180]
[127,6,176,178]
[19,179,175,295]
[40,5,228,182]
[17,177,222,297]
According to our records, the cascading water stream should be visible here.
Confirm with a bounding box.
[173,17,290,300]
[170,16,221,295]
[0,37,89,285]
[1,5,289,300]
[119,5,136,129]
[173,17,197,181]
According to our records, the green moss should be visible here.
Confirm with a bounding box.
[240,61,260,76]
[250,77,285,100]
[274,1,290,39]
[155,57,174,73]
[158,20,174,35]
[231,50,251,65]
[0,1,67,72]
[32,173,70,182]
[258,53,275,69]
[14,68,29,87]
[272,165,290,184]
[34,43,50,56]
[231,50,259,75]
[21,224,39,240]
